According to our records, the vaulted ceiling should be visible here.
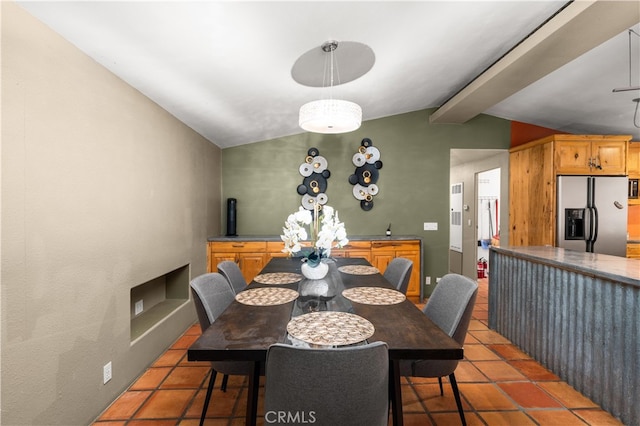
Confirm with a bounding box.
[17,1,640,148]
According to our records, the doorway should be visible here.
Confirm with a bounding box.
[476,168,501,278]
[449,149,509,280]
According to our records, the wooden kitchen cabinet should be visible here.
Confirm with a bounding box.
[628,142,640,177]
[209,237,422,298]
[627,243,640,258]
[554,137,627,175]
[509,134,631,248]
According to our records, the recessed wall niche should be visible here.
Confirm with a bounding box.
[130,264,190,343]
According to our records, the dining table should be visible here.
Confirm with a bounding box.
[187,257,463,426]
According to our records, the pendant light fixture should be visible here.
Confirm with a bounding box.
[299,41,362,134]
[612,29,640,93]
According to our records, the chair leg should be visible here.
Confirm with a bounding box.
[437,376,444,396]
[448,373,466,426]
[200,369,217,426]
[221,374,229,392]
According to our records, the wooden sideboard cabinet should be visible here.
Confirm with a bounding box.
[370,240,421,298]
[329,241,373,262]
[509,134,631,247]
[208,241,267,284]
[208,237,422,298]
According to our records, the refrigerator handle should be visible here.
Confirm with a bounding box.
[585,207,594,252]
[591,205,599,244]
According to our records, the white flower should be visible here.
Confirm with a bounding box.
[280,204,348,257]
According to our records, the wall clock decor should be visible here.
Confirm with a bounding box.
[297,147,331,210]
[348,138,382,211]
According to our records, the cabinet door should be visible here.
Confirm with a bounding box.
[554,141,591,174]
[629,143,640,177]
[592,141,626,175]
[210,254,237,273]
[395,250,421,298]
[238,253,266,283]
[371,252,395,275]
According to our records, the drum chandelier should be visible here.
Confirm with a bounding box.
[299,41,362,134]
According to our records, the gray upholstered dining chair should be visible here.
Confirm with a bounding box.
[399,273,478,426]
[216,260,247,294]
[264,342,389,426]
[190,272,256,426]
[383,257,413,294]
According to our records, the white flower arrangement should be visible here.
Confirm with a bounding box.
[281,204,349,265]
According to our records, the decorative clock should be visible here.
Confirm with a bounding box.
[348,138,382,210]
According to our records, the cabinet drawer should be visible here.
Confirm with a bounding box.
[210,241,266,252]
[339,241,371,250]
[266,241,285,254]
[371,240,419,251]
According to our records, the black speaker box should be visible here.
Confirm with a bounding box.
[226,198,237,236]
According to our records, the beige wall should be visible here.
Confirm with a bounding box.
[1,3,222,424]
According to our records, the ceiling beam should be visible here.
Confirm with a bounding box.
[429,0,640,125]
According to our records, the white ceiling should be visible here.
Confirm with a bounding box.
[16,1,640,148]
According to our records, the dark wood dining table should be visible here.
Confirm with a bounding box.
[188,257,463,426]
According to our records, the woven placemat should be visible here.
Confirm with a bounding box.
[235,287,299,306]
[338,265,380,275]
[253,272,303,285]
[342,287,406,305]
[286,311,375,346]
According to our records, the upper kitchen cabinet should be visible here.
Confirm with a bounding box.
[509,134,631,248]
[628,142,640,177]
[553,135,629,175]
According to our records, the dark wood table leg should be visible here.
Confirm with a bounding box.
[246,361,260,426]
[390,359,403,426]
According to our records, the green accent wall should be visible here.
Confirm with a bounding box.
[222,108,510,295]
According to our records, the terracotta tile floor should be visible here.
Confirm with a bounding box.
[92,279,623,426]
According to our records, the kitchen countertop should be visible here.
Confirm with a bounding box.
[207,235,422,242]
[491,246,640,288]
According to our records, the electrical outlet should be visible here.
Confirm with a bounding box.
[436,277,441,283]
[103,362,112,384]
[425,276,431,285]
[134,300,143,316]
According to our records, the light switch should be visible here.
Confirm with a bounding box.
[423,222,438,231]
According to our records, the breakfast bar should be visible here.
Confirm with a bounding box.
[488,246,640,426]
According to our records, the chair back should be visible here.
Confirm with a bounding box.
[424,273,478,344]
[383,257,413,294]
[265,342,389,426]
[217,261,247,294]
[190,272,235,331]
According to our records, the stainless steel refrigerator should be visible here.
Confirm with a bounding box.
[556,175,628,257]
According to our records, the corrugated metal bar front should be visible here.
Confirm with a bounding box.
[488,249,639,425]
